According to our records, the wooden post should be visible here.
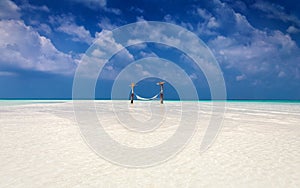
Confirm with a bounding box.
[157,81,165,104]
[130,82,136,104]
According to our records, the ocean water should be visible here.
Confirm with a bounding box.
[0,100,299,187]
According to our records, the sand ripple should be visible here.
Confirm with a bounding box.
[0,101,299,187]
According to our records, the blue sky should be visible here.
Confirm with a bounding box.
[0,0,299,99]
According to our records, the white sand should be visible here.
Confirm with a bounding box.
[0,101,299,187]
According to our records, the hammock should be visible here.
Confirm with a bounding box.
[135,93,160,101]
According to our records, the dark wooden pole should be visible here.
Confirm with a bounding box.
[158,81,165,104]
[160,92,164,104]
[130,83,135,104]
[130,93,134,104]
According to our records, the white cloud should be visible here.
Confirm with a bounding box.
[112,57,197,92]
[93,48,135,80]
[225,0,247,13]
[0,20,77,75]
[78,20,225,95]
[94,30,124,54]
[162,15,194,31]
[209,27,300,80]
[163,14,174,23]
[57,24,93,44]
[99,49,135,80]
[287,26,300,34]
[71,0,121,14]
[0,1,78,75]
[0,71,17,77]
[76,29,135,79]
[103,7,121,15]
[197,8,211,20]
[278,71,286,78]
[197,22,219,36]
[189,73,198,80]
[28,19,52,35]
[0,0,21,19]
[37,23,52,34]
[20,3,49,12]
[252,0,300,26]
[236,74,246,81]
[188,0,300,83]
[72,0,106,9]
[207,17,219,28]
[130,7,144,14]
[136,16,146,22]
[193,8,221,36]
[139,51,158,58]
[98,17,118,30]
[50,15,94,44]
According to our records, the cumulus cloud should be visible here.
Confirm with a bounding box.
[0,20,77,75]
[75,29,135,79]
[0,0,80,75]
[50,15,94,44]
[187,0,300,84]
[208,21,300,81]
[0,0,21,19]
[194,8,220,36]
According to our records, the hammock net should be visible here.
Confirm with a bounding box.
[135,93,160,100]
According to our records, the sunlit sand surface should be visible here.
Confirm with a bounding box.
[0,101,299,187]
